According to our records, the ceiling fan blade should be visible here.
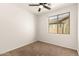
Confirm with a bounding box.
[43,5,51,10]
[39,3,47,5]
[38,8,41,12]
[29,4,40,6]
[43,3,47,4]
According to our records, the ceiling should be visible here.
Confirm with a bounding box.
[19,3,75,15]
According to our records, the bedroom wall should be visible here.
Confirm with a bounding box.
[0,4,36,54]
[78,3,79,54]
[37,4,78,50]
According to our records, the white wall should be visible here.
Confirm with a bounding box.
[37,4,78,50]
[78,4,79,54]
[0,3,78,54]
[0,4,36,54]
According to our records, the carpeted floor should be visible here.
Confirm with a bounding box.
[1,41,78,56]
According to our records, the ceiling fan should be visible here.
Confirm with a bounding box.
[29,3,51,12]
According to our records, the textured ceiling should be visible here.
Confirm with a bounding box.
[18,3,75,15]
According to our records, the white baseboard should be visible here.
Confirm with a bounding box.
[0,40,36,55]
[38,40,77,51]
[77,50,79,55]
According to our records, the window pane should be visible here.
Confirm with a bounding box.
[48,12,70,34]
[58,24,64,34]
[48,24,57,34]
[58,12,70,34]
[49,16,57,24]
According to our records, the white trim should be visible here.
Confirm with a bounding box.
[0,40,36,55]
[77,50,79,55]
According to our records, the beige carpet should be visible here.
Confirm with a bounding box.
[0,41,78,56]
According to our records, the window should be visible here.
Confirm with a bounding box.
[48,12,70,34]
